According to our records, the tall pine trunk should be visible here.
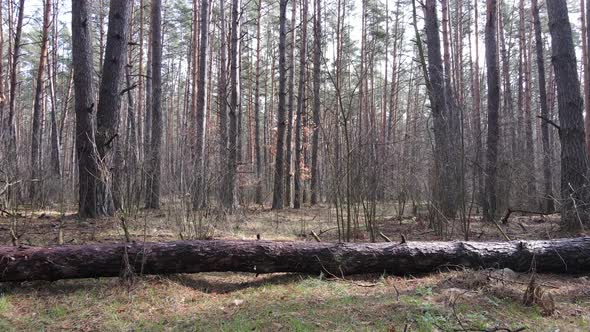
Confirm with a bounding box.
[95,0,131,215]
[272,0,289,210]
[30,0,51,204]
[483,0,500,221]
[294,0,309,209]
[72,0,98,218]
[546,0,589,230]
[532,0,554,213]
[253,0,263,205]
[310,0,322,205]
[192,0,210,209]
[227,0,241,212]
[146,0,162,209]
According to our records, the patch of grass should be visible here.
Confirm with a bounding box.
[414,285,434,297]
[415,311,450,332]
[0,295,11,313]
[46,305,68,319]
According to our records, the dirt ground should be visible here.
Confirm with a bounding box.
[0,204,588,331]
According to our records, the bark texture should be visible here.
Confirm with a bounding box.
[532,0,554,213]
[310,0,322,205]
[547,0,589,230]
[0,238,589,282]
[483,0,500,221]
[96,0,131,215]
[72,0,98,218]
[272,0,288,210]
[146,0,162,209]
[30,0,52,203]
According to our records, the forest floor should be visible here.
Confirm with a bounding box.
[0,204,588,331]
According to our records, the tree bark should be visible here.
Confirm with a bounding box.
[0,1,4,144]
[191,0,209,210]
[284,0,297,208]
[483,0,500,222]
[583,0,590,155]
[146,0,162,209]
[1,237,589,282]
[310,0,322,205]
[218,0,234,211]
[424,0,456,225]
[253,0,263,205]
[547,0,589,230]
[294,0,309,209]
[4,0,25,200]
[227,0,241,212]
[72,0,98,218]
[532,0,554,213]
[30,0,52,204]
[96,0,131,215]
[272,0,288,210]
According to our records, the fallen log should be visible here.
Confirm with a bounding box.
[0,237,589,282]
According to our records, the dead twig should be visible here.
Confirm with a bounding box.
[378,231,392,242]
[310,231,321,242]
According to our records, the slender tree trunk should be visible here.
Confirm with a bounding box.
[294,0,309,209]
[310,0,322,205]
[472,0,483,212]
[143,16,153,205]
[5,0,25,201]
[227,0,241,212]
[30,0,52,204]
[499,2,516,188]
[424,0,456,225]
[483,0,500,221]
[583,0,590,155]
[253,0,263,205]
[546,0,589,230]
[0,0,4,136]
[285,0,297,208]
[146,0,162,209]
[72,0,98,218]
[192,0,210,209]
[532,0,554,213]
[95,0,131,215]
[48,0,61,178]
[271,0,289,210]
[218,0,233,210]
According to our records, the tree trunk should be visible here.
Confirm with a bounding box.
[532,0,554,213]
[284,0,297,208]
[583,0,590,155]
[546,0,589,230]
[48,0,61,178]
[424,0,456,225]
[30,0,52,204]
[146,0,162,209]
[72,0,98,218]
[472,0,484,213]
[95,0,131,216]
[1,237,589,282]
[5,0,25,201]
[253,0,263,205]
[191,0,209,210]
[218,0,234,210]
[271,0,288,210]
[294,0,309,209]
[0,0,5,143]
[226,0,241,212]
[483,0,500,222]
[310,0,321,206]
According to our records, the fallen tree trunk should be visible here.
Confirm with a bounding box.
[1,238,589,282]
